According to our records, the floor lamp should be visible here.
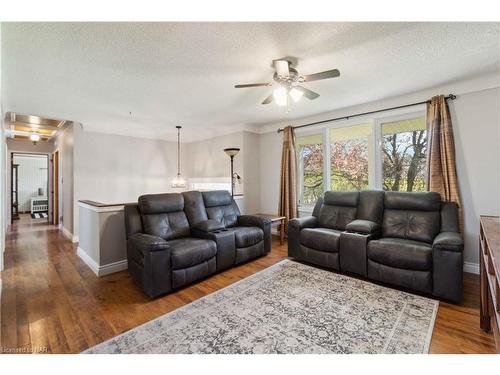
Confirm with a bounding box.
[223,148,240,197]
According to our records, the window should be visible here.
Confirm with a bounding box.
[381,116,427,192]
[330,124,373,191]
[296,111,427,208]
[297,134,323,205]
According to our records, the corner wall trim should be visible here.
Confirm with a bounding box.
[61,225,73,240]
[61,225,79,243]
[98,259,128,276]
[76,247,99,275]
[77,247,128,277]
[464,261,479,275]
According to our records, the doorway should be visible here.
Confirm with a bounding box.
[11,153,50,224]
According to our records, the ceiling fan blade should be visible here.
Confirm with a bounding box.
[274,60,290,77]
[295,86,320,100]
[261,93,274,105]
[234,83,271,88]
[302,69,340,82]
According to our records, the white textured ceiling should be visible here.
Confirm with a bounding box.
[2,22,499,142]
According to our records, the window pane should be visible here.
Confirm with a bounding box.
[330,124,372,191]
[381,116,427,192]
[297,134,323,205]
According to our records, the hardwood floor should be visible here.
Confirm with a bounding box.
[0,215,496,354]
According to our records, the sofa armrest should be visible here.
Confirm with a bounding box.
[433,232,464,252]
[288,216,317,230]
[237,215,272,253]
[432,231,464,302]
[191,229,237,271]
[288,216,316,259]
[128,233,169,253]
[192,219,225,233]
[345,219,380,235]
[127,233,171,298]
[237,215,271,228]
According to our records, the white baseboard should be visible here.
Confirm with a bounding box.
[464,261,479,275]
[77,247,99,275]
[61,225,72,240]
[61,225,79,243]
[77,247,128,277]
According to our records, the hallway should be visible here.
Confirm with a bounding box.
[0,216,496,353]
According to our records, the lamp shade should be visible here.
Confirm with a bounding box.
[224,148,240,157]
[171,173,187,189]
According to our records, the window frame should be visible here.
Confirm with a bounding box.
[375,109,427,191]
[296,106,426,212]
[296,128,325,209]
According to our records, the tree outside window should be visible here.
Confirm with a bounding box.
[297,134,323,205]
[381,117,427,192]
[330,124,372,191]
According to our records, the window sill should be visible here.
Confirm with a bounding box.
[298,205,314,214]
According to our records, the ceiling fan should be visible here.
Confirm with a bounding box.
[234,59,340,107]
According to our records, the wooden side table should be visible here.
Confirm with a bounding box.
[479,215,500,353]
[254,213,286,245]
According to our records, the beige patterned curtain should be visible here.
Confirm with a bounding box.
[426,95,463,231]
[279,126,298,227]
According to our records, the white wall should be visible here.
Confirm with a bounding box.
[185,131,261,213]
[185,132,244,185]
[72,126,185,237]
[0,22,4,272]
[450,88,500,267]
[242,132,261,214]
[13,154,48,212]
[257,76,500,270]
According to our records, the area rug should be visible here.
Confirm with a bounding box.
[84,260,438,354]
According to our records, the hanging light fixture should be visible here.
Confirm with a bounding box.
[171,125,187,189]
[30,132,41,145]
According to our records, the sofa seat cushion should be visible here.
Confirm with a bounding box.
[367,237,432,271]
[226,226,264,248]
[300,228,341,253]
[168,238,217,270]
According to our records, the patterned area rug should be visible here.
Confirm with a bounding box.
[85,260,438,354]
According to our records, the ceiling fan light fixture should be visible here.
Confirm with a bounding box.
[273,87,288,106]
[289,87,303,103]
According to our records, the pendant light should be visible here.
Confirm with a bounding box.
[171,125,187,189]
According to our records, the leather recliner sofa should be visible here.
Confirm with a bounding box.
[125,190,271,298]
[288,190,464,302]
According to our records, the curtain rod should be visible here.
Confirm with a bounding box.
[277,94,457,133]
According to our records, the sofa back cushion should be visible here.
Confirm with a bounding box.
[182,191,208,226]
[318,191,359,230]
[382,191,441,244]
[357,190,384,223]
[202,190,241,228]
[138,193,191,240]
[124,204,143,239]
